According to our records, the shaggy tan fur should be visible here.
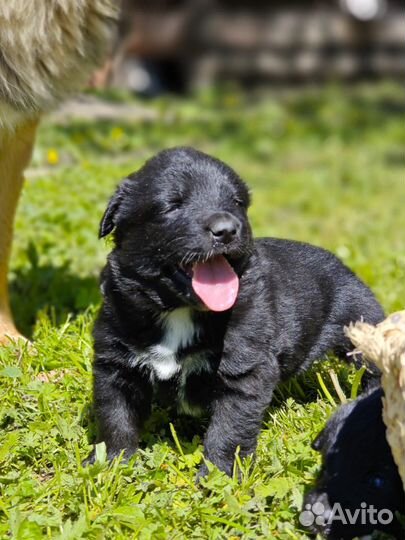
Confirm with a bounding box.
[0,0,118,128]
[0,0,118,344]
[346,311,405,493]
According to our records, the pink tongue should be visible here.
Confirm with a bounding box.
[192,256,239,312]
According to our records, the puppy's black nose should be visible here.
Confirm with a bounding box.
[206,212,240,244]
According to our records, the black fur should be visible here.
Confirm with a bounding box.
[91,146,384,475]
[304,388,404,539]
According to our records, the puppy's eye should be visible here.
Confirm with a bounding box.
[234,197,244,207]
[368,475,385,489]
[165,198,183,213]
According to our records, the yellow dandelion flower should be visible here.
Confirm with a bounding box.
[47,149,59,165]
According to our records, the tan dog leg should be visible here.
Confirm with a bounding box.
[0,118,39,345]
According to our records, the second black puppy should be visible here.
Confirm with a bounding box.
[304,388,404,539]
[92,147,383,476]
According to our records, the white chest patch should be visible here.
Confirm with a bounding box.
[131,307,198,381]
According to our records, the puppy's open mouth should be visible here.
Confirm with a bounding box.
[176,255,239,312]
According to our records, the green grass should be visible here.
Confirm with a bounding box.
[1,82,404,539]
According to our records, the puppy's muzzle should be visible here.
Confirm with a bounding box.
[205,212,241,245]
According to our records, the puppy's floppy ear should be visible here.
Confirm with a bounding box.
[99,179,131,238]
[312,428,327,452]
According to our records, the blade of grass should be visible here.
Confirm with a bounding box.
[316,373,336,406]
[169,422,184,457]
[328,369,347,404]
[351,366,366,399]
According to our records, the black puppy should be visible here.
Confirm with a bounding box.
[304,388,404,539]
[91,146,384,476]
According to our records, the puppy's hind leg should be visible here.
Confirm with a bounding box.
[0,119,38,345]
[351,297,385,388]
[331,298,385,389]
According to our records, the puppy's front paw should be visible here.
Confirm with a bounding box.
[82,443,137,467]
[196,458,233,482]
[82,443,107,467]
[82,452,97,467]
